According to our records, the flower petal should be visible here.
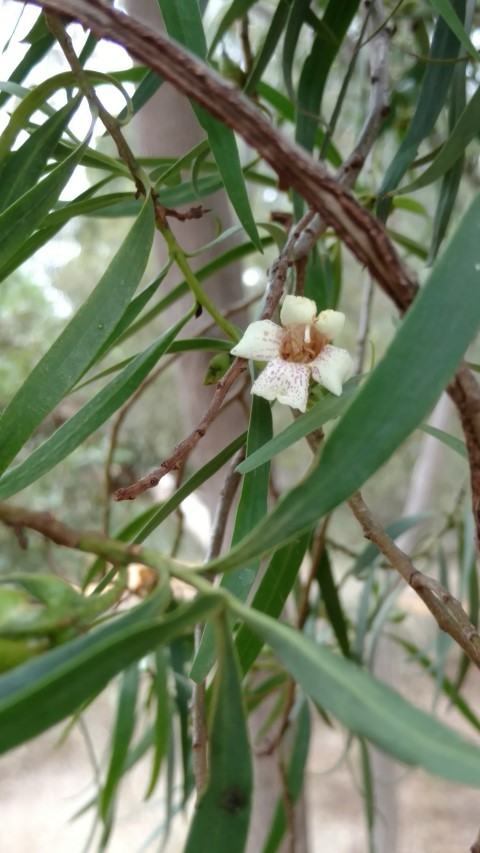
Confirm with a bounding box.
[230,320,282,360]
[280,295,317,327]
[314,309,345,340]
[310,345,353,396]
[251,357,311,412]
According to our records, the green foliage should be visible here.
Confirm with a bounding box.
[1,2,480,849]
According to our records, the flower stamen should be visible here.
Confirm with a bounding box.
[279,323,328,364]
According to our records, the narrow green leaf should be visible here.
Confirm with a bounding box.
[158,0,262,250]
[119,69,163,123]
[0,31,54,109]
[0,311,192,498]
[191,396,271,679]
[236,377,359,474]
[0,99,80,214]
[0,131,89,275]
[283,0,321,101]
[100,663,140,833]
[262,699,310,853]
[244,0,292,96]
[420,424,467,458]
[358,738,375,846]
[185,616,252,853]
[0,196,155,476]
[396,81,478,197]
[0,594,221,755]
[170,639,195,805]
[235,534,310,677]
[393,637,480,734]
[145,650,170,799]
[230,600,480,786]
[350,513,435,576]
[209,0,257,56]
[377,0,466,219]
[428,56,467,262]
[295,0,359,152]
[207,191,480,574]
[257,82,342,167]
[134,432,247,544]
[430,0,477,61]
[317,550,350,657]
[84,431,247,587]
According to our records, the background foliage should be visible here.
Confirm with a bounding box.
[1,0,480,850]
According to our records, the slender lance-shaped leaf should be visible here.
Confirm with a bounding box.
[209,0,257,55]
[184,616,252,853]
[244,0,292,96]
[191,396,271,680]
[235,533,310,677]
[350,512,435,577]
[0,98,80,214]
[0,30,54,109]
[396,76,478,197]
[145,650,170,799]
[262,698,311,853]
[0,129,90,275]
[0,311,192,499]
[230,600,480,786]
[100,663,140,842]
[206,191,480,575]
[295,0,360,152]
[377,0,466,219]
[317,549,350,657]
[420,424,467,459]
[0,594,221,755]
[84,431,248,587]
[158,0,261,251]
[0,196,154,476]
[428,56,467,262]
[236,377,359,474]
[430,0,478,61]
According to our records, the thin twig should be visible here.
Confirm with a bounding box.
[24,0,416,309]
[294,0,391,259]
[114,358,247,501]
[354,275,375,374]
[114,208,314,502]
[18,0,480,541]
[207,447,246,562]
[348,492,480,669]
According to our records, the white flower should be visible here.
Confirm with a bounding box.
[231,295,353,413]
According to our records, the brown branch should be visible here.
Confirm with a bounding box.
[22,0,416,310]
[114,207,313,502]
[114,358,247,501]
[293,0,391,258]
[17,0,480,541]
[0,500,144,565]
[348,492,480,669]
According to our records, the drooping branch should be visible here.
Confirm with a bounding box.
[348,492,480,669]
[15,0,480,543]
[20,0,416,310]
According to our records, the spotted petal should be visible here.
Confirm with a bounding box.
[230,320,282,360]
[314,309,345,340]
[251,357,311,412]
[310,345,353,396]
[280,295,317,327]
